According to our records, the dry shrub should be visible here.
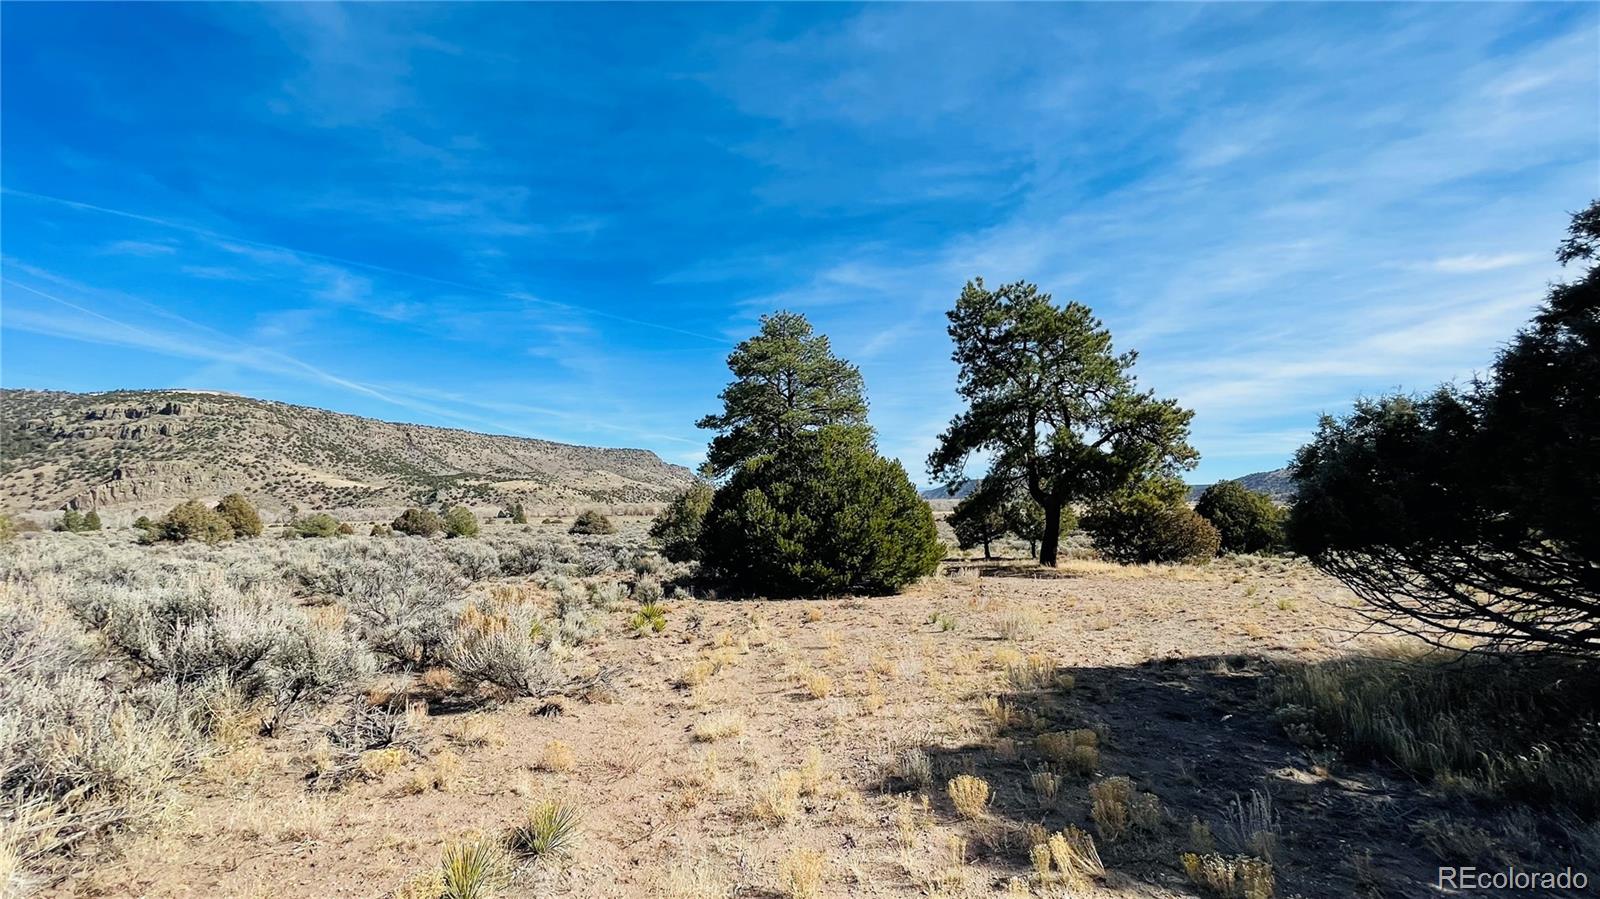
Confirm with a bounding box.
[540,740,577,773]
[693,712,745,743]
[1031,826,1103,889]
[1007,653,1055,690]
[801,671,833,699]
[1182,852,1274,899]
[980,695,1014,728]
[677,658,716,688]
[1090,776,1133,842]
[1036,729,1099,776]
[407,751,463,794]
[796,747,826,796]
[1219,790,1280,863]
[662,853,732,899]
[446,714,504,748]
[947,774,991,819]
[894,748,934,790]
[778,847,824,899]
[359,747,410,780]
[997,606,1043,641]
[1030,771,1060,807]
[755,770,804,823]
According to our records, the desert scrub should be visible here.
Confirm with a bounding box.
[947,774,991,819]
[778,847,824,899]
[1031,826,1104,889]
[1274,648,1600,816]
[510,799,582,858]
[631,601,667,635]
[443,599,558,698]
[1036,729,1099,776]
[1182,852,1274,899]
[440,834,514,899]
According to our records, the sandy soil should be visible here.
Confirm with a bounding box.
[72,556,1470,899]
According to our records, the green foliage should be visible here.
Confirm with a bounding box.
[1289,201,1600,654]
[442,505,480,538]
[630,602,667,635]
[699,428,944,596]
[510,799,582,858]
[55,508,98,533]
[568,509,615,535]
[507,502,528,524]
[156,499,234,544]
[439,836,513,899]
[291,513,343,539]
[649,483,712,562]
[1194,481,1285,555]
[393,507,444,537]
[1084,484,1220,564]
[132,515,154,531]
[1004,493,1058,559]
[696,311,871,478]
[948,483,1008,559]
[214,493,264,538]
[0,513,16,542]
[929,279,1197,566]
[370,523,392,537]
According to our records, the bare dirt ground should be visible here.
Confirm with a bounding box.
[60,546,1502,899]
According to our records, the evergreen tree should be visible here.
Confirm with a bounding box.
[948,483,1008,560]
[699,428,943,595]
[392,507,444,537]
[696,311,870,478]
[1194,481,1285,554]
[215,493,264,538]
[1289,200,1600,654]
[443,505,480,538]
[929,279,1197,566]
[650,483,713,562]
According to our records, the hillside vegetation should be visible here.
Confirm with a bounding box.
[0,389,696,519]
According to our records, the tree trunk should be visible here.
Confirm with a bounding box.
[982,539,992,560]
[1040,503,1062,567]
[1029,539,1038,559]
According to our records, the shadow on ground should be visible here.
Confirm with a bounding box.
[894,654,1594,898]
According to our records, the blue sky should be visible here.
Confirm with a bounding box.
[2,3,1595,484]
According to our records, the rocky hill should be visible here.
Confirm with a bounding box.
[0,389,696,520]
[1186,468,1296,504]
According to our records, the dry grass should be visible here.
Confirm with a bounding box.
[1182,852,1275,899]
[800,670,834,699]
[1273,649,1600,816]
[947,775,991,820]
[778,847,824,898]
[754,770,804,823]
[693,711,745,743]
[539,739,577,773]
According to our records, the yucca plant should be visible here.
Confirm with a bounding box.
[440,835,513,899]
[509,799,582,858]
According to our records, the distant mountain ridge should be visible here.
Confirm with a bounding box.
[0,388,696,518]
[919,479,978,500]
